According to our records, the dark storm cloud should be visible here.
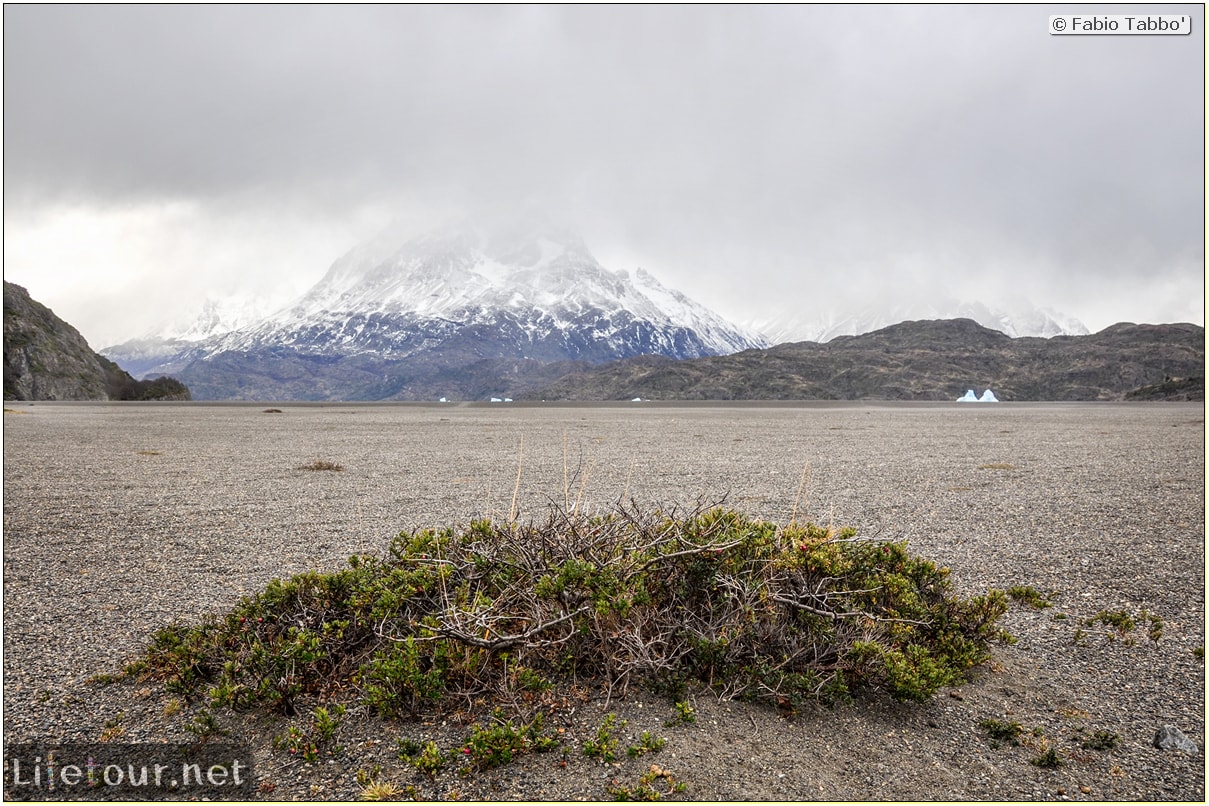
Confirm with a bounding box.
[4,3,1203,342]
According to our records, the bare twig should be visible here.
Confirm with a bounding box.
[438,606,592,651]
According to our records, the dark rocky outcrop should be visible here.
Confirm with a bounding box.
[3,282,190,401]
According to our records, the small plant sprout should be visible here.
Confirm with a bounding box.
[274,705,345,762]
[408,741,446,777]
[1079,608,1162,646]
[626,731,667,757]
[584,713,624,762]
[607,764,687,800]
[979,717,1025,748]
[1006,585,1052,609]
[1081,730,1121,751]
[666,701,696,726]
[184,709,225,739]
[1029,743,1062,769]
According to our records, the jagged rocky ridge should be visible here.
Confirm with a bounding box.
[521,318,1205,402]
[103,225,767,401]
[3,281,190,401]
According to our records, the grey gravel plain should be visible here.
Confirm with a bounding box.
[3,401,1204,801]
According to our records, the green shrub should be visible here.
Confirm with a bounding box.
[125,503,1009,718]
[460,711,558,771]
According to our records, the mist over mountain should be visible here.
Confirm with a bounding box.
[749,296,1088,344]
[99,216,1192,403]
[103,221,767,400]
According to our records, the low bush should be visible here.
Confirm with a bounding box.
[124,502,1009,717]
[460,711,558,771]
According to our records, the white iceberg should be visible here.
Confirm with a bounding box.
[490,397,503,403]
[957,389,979,402]
[438,396,447,403]
[979,389,1000,403]
[631,397,643,402]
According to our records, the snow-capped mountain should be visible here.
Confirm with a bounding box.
[101,295,280,378]
[750,297,1089,344]
[210,223,764,361]
[104,221,767,399]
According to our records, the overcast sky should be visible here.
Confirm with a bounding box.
[4,4,1204,348]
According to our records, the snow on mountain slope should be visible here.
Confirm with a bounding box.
[100,295,281,378]
[201,223,767,361]
[104,222,768,382]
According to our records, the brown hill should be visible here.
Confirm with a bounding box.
[520,318,1204,401]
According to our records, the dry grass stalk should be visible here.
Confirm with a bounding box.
[789,461,811,526]
[508,434,524,523]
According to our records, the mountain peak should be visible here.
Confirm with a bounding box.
[103,219,767,398]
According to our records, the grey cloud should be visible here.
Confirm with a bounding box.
[4,4,1203,337]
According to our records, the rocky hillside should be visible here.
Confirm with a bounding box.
[3,282,190,401]
[520,318,1205,402]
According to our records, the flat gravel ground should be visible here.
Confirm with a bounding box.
[2,401,1204,801]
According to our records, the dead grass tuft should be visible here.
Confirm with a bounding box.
[299,459,345,472]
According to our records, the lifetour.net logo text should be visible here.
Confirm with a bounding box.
[4,743,256,801]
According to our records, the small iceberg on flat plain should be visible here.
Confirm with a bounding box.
[957,389,979,402]
[979,389,999,403]
[957,388,1000,402]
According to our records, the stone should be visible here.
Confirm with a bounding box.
[1153,725,1199,754]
